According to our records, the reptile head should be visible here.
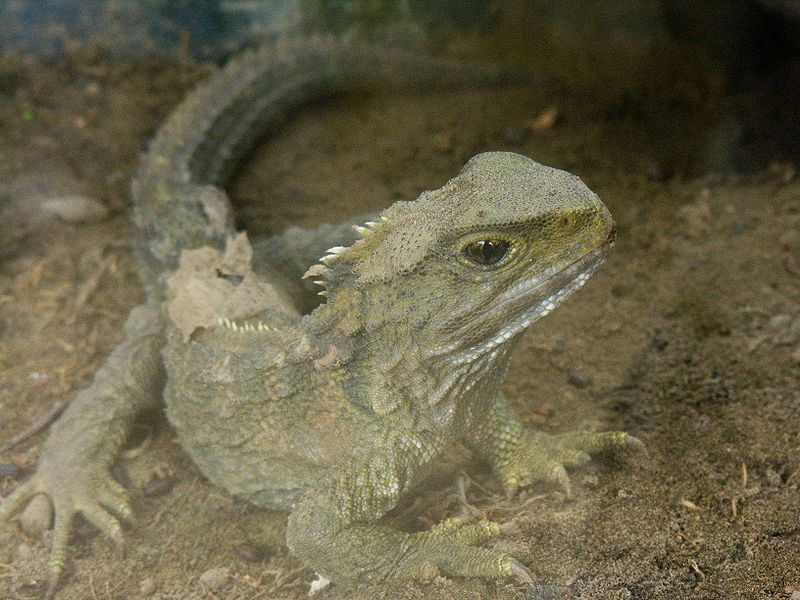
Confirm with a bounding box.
[311,151,613,369]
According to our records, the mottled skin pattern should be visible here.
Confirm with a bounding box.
[0,39,640,595]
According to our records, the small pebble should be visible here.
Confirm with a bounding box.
[308,573,331,596]
[767,314,793,331]
[39,195,108,224]
[765,468,782,487]
[199,566,230,592]
[784,255,799,275]
[139,577,156,595]
[0,463,23,480]
[652,337,668,351]
[779,229,800,249]
[85,81,101,96]
[678,197,712,239]
[524,106,559,133]
[582,474,599,487]
[785,586,800,600]
[767,161,796,184]
[233,542,264,562]
[567,371,592,389]
[430,130,454,153]
[600,321,622,335]
[526,584,565,600]
[501,125,530,146]
[20,494,52,537]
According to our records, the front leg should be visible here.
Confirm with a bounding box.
[467,394,643,497]
[286,425,532,584]
[0,302,165,596]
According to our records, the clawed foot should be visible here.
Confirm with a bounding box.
[0,461,132,597]
[403,516,533,584]
[499,430,645,497]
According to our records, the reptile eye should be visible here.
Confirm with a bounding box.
[463,239,512,266]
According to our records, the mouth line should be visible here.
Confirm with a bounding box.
[505,235,610,303]
[473,229,614,325]
[446,231,613,366]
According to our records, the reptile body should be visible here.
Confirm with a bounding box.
[0,38,639,594]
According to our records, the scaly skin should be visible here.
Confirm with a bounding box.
[0,38,640,595]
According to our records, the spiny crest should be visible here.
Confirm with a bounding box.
[217,317,271,333]
[319,215,390,265]
[301,215,392,295]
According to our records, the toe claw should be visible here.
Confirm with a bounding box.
[510,560,534,585]
[552,466,572,497]
[625,435,647,455]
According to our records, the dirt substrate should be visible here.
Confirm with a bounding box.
[1,12,800,600]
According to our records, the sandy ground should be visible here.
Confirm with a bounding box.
[1,7,800,600]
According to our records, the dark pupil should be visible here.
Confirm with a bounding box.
[464,239,511,265]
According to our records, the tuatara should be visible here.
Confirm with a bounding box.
[0,38,640,596]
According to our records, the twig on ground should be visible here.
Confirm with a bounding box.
[69,255,114,324]
[0,402,65,453]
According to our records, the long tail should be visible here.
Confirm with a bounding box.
[132,36,526,294]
